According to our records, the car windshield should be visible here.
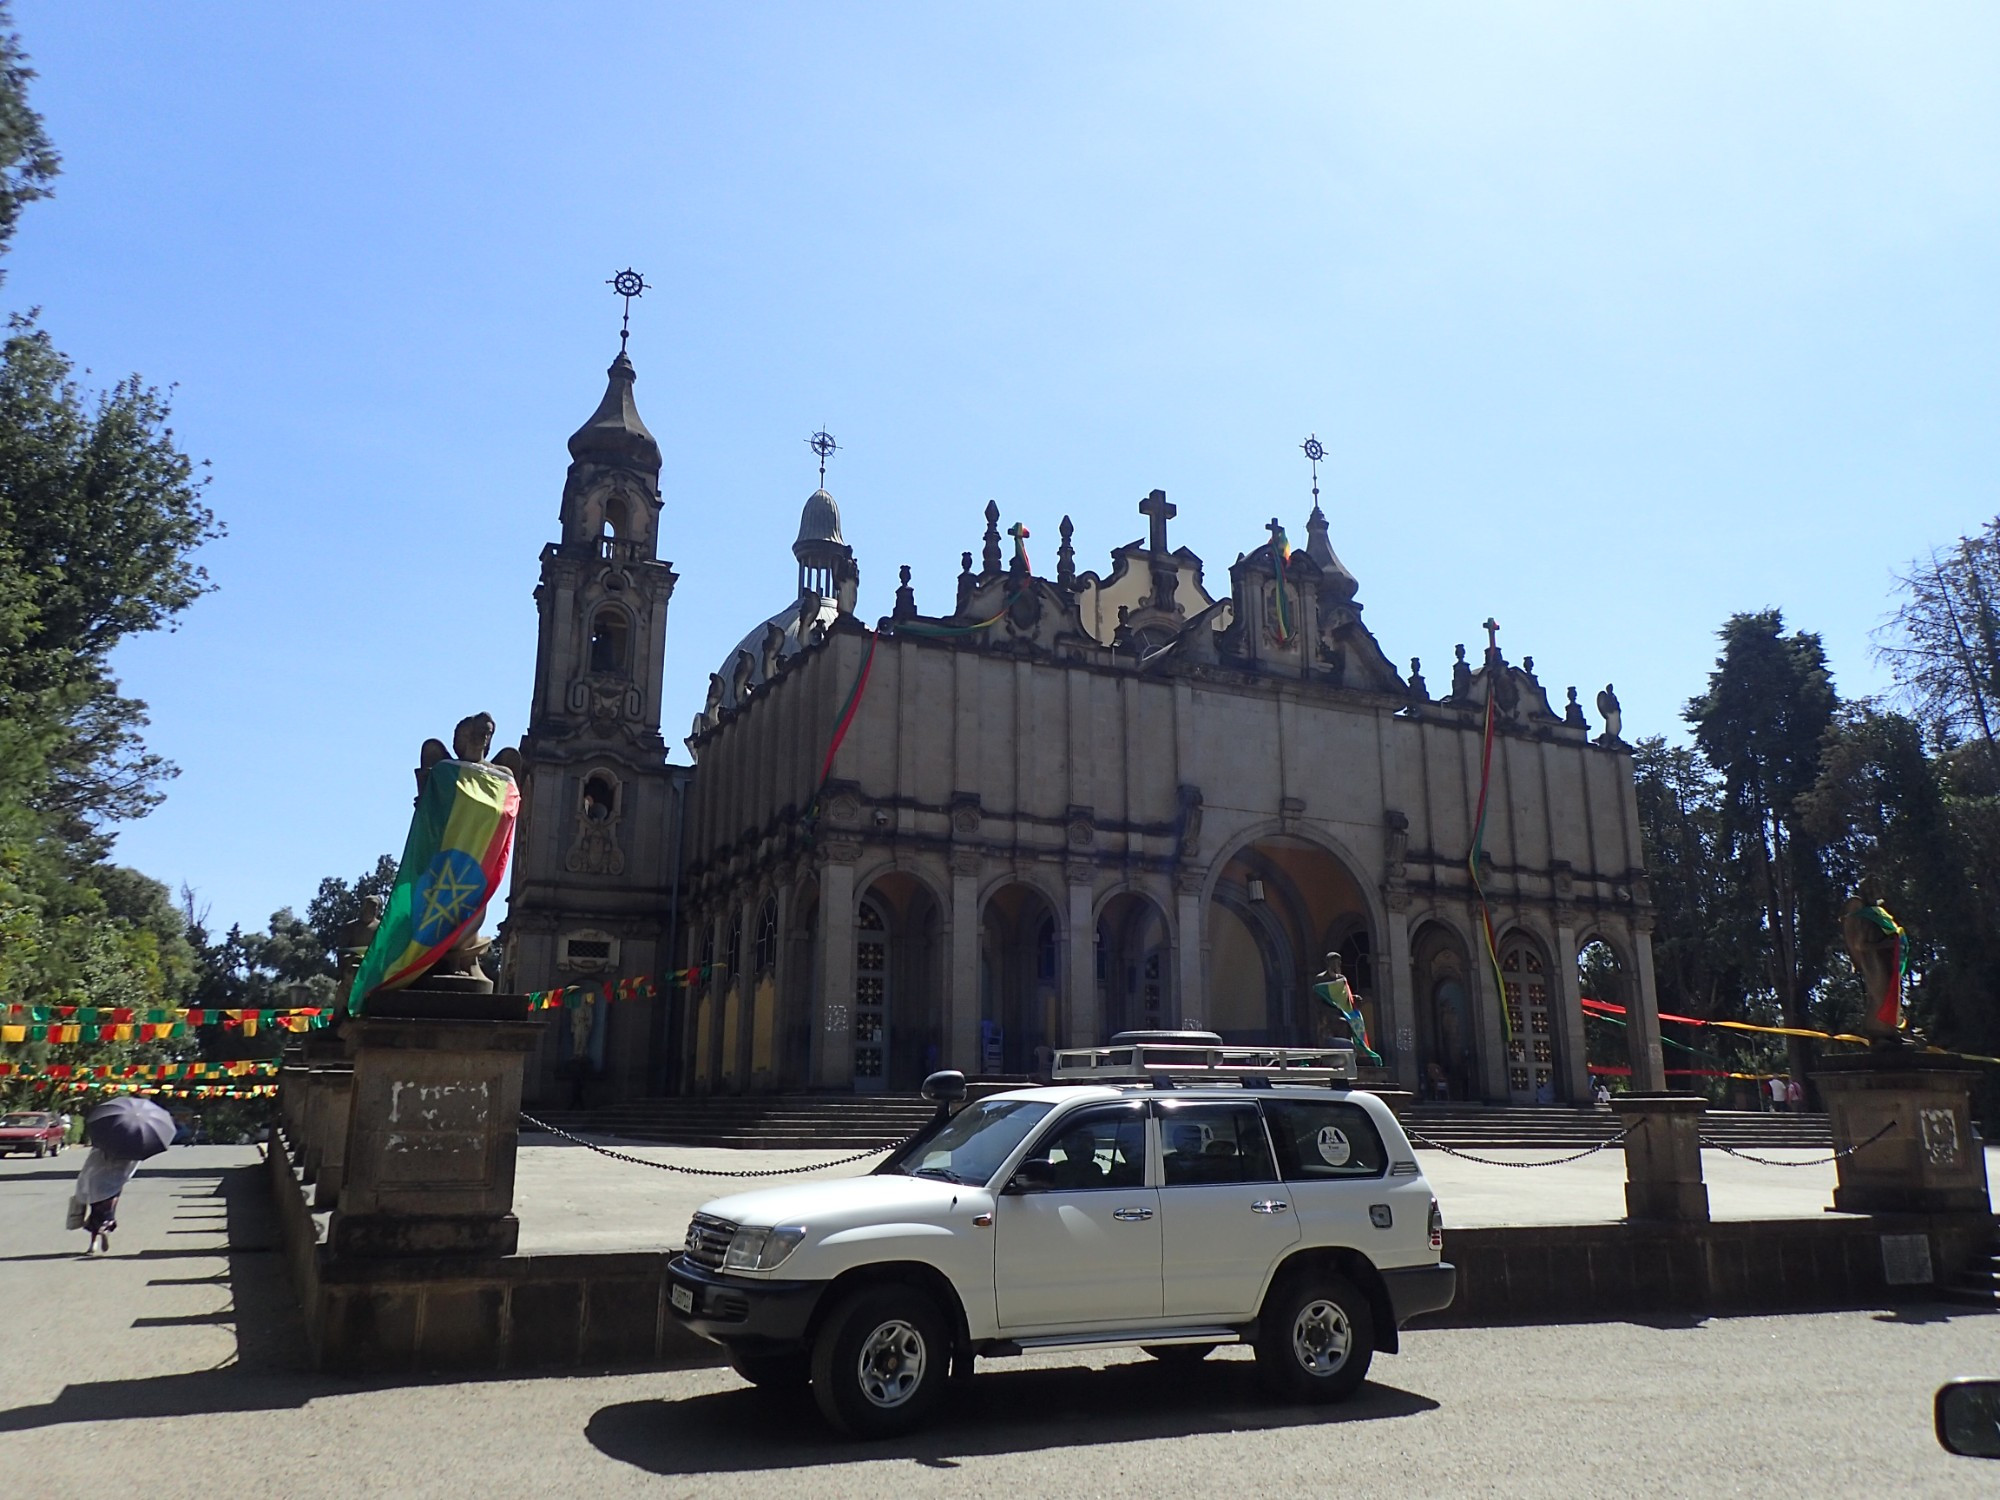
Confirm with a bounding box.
[1,1114,46,1127]
[879,1099,1053,1185]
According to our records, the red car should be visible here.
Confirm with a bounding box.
[0,1111,66,1157]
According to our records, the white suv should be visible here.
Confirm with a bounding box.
[666,1040,1455,1437]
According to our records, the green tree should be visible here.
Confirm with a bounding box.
[1631,736,1757,1024]
[1877,520,2000,760]
[1685,611,1840,1091]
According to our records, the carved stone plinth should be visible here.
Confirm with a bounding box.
[1610,1093,1710,1222]
[310,1066,355,1211]
[330,990,543,1257]
[1814,1052,1991,1214]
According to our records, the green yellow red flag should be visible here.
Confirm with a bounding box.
[347,760,520,1014]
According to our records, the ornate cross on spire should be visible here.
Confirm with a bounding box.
[606,268,648,356]
[1301,434,1327,511]
[1139,488,1176,555]
[1483,617,1501,659]
[806,429,838,487]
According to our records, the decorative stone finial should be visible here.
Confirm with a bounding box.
[1057,516,1076,587]
[982,501,1003,575]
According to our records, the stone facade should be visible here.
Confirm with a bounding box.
[508,354,1666,1105]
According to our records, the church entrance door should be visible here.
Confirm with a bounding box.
[1501,933,1559,1104]
[981,883,1060,1077]
[1097,893,1171,1038]
[852,897,889,1094]
[1410,922,1479,1103]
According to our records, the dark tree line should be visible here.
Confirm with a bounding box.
[1636,521,2000,1117]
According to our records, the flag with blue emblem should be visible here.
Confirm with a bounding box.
[346,760,520,1013]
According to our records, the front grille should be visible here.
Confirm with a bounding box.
[684,1213,737,1270]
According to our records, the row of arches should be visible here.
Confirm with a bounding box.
[680,832,1643,1102]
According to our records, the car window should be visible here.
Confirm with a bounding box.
[1035,1104,1146,1190]
[1263,1099,1388,1181]
[1157,1103,1277,1187]
[881,1099,1053,1185]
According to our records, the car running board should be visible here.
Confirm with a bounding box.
[982,1326,1243,1357]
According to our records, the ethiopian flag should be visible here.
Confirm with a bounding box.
[347,760,520,1014]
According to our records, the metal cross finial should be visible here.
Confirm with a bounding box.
[1301,434,1326,508]
[606,268,648,355]
[806,429,839,486]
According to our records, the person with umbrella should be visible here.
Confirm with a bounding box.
[69,1097,176,1256]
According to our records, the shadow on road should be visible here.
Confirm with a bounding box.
[0,1160,320,1435]
[586,1360,1439,1475]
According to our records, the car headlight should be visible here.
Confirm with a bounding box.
[723,1224,808,1271]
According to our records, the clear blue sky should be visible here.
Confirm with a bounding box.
[12,3,1998,935]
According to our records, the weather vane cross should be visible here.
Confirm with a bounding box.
[1300,433,1326,508]
[606,267,648,355]
[806,429,839,486]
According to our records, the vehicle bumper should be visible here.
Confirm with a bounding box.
[665,1253,826,1354]
[1382,1262,1456,1325]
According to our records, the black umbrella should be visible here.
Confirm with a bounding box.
[86,1097,176,1160]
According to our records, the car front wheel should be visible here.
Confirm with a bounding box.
[809,1284,949,1438]
[1253,1271,1374,1402]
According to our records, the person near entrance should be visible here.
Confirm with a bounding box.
[1311,953,1381,1065]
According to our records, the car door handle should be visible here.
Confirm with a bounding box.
[1111,1207,1154,1222]
[1251,1199,1289,1214]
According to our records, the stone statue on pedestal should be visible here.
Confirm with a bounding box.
[1841,891,1915,1045]
[1312,952,1382,1066]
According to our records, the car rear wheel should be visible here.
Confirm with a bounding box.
[809,1284,949,1438]
[727,1351,810,1390]
[1141,1343,1218,1364]
[1253,1271,1374,1402]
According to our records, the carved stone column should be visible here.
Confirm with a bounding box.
[1381,890,1417,1094]
[949,850,981,1071]
[1552,910,1589,1104]
[1175,868,1205,1030]
[1627,913,1667,1091]
[1066,867,1096,1047]
[813,846,859,1089]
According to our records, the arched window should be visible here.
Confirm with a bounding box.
[582,772,617,822]
[755,897,778,975]
[589,609,630,675]
[728,909,744,980]
[602,495,630,539]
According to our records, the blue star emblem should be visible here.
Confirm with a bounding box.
[412,849,486,946]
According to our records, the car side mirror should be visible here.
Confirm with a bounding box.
[921,1070,967,1108]
[1937,1380,2000,1458]
[1005,1158,1057,1194]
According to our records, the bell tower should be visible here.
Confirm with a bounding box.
[504,276,685,1104]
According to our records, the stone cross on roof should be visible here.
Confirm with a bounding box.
[1140,488,1176,554]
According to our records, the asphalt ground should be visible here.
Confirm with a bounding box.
[4,1147,1998,1498]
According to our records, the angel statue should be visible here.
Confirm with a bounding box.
[1312,952,1382,1066]
[347,713,524,1012]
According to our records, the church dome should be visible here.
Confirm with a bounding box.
[568,352,661,472]
[796,488,844,547]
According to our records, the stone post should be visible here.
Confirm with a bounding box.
[1610,1092,1710,1222]
[310,1064,355,1211]
[330,990,543,1257]
[1814,1052,1992,1214]
[1382,896,1418,1095]
[1175,871,1204,1029]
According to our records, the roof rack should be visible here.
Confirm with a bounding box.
[1051,1042,1358,1086]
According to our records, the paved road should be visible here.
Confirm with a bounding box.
[3,1148,1996,1498]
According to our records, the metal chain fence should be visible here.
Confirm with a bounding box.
[1403,1127,1633,1168]
[519,1110,918,1178]
[1697,1118,1897,1167]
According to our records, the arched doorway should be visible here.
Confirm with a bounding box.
[1411,921,1478,1102]
[855,872,944,1092]
[1500,929,1560,1104]
[1578,934,1628,1091]
[1206,836,1376,1050]
[981,882,1060,1076]
[1097,892,1172,1037]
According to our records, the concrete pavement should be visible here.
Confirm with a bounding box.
[4,1146,1998,1497]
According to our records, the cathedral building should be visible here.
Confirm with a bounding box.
[503,346,1669,1107]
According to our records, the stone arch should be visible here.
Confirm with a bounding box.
[1576,925,1633,1087]
[980,879,1063,1076]
[1094,888,1174,1037]
[1202,824,1380,1050]
[1410,917,1480,1102]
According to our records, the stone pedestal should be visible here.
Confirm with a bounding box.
[1814,1051,1991,1214]
[310,1066,355,1211]
[329,990,542,1257]
[1611,1093,1710,1222]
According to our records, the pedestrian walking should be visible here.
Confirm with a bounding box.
[1786,1077,1804,1113]
[1768,1075,1788,1113]
[69,1147,139,1255]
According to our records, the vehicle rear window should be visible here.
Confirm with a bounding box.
[1158,1102,1277,1186]
[1263,1100,1388,1181]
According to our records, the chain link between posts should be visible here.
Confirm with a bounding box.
[1403,1126,1633,1168]
[518,1110,917,1178]
[1697,1118,1898,1167]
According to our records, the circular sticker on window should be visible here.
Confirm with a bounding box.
[1316,1126,1352,1166]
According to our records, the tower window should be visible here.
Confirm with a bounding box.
[589,609,630,675]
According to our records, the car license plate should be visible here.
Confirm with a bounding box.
[671,1283,694,1315]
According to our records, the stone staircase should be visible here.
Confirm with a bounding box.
[523,1093,941,1150]
[1941,1229,2000,1308]
[1402,1104,1834,1151]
